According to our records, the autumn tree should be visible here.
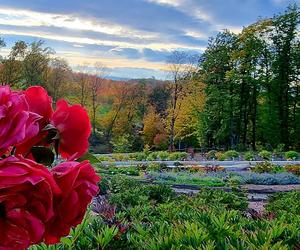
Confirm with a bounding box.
[90,62,108,135]
[167,51,198,151]
[143,106,165,148]
[75,62,90,107]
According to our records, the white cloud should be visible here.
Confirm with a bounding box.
[0,28,203,52]
[0,8,157,40]
[145,0,212,22]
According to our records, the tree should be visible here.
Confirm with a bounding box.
[90,62,108,135]
[75,62,90,107]
[167,51,197,151]
[23,40,54,86]
[47,58,71,102]
[143,106,165,148]
[270,4,300,147]
[0,41,27,86]
[198,31,238,149]
[148,83,170,117]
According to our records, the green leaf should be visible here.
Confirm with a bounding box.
[31,146,55,166]
[77,152,100,164]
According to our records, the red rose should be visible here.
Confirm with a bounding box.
[0,156,61,250]
[51,99,91,159]
[45,160,100,244]
[0,86,41,156]
[24,86,53,128]
[15,86,54,156]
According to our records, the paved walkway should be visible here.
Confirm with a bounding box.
[99,160,300,170]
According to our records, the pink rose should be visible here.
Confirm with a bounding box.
[0,86,41,155]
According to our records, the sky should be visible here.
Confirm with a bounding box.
[0,0,299,79]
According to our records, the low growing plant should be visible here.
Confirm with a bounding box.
[285,164,300,176]
[284,151,299,160]
[224,150,239,160]
[157,151,169,160]
[251,161,281,173]
[258,150,272,160]
[244,151,255,161]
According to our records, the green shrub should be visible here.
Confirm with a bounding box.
[112,153,129,161]
[143,184,175,203]
[267,191,300,215]
[168,152,188,161]
[157,151,169,160]
[284,151,299,160]
[129,152,147,161]
[109,174,140,193]
[224,150,239,160]
[251,161,282,173]
[258,150,272,160]
[98,155,111,161]
[273,144,285,158]
[146,162,167,172]
[98,177,110,195]
[111,134,132,153]
[244,151,255,161]
[146,152,158,161]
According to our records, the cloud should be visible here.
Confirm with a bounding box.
[146,0,212,22]
[0,8,157,40]
[0,26,203,51]
[0,0,293,79]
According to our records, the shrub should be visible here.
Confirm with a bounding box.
[129,152,147,161]
[244,151,255,161]
[273,144,285,158]
[146,162,167,172]
[285,165,300,176]
[234,172,300,185]
[215,152,226,161]
[143,184,175,203]
[168,152,188,161]
[109,174,140,193]
[284,151,299,160]
[224,150,239,160]
[157,151,169,161]
[206,150,217,160]
[251,161,281,173]
[204,165,225,172]
[189,165,206,173]
[98,155,111,161]
[111,134,132,153]
[98,177,110,195]
[107,166,140,176]
[112,153,129,161]
[267,191,300,215]
[146,152,158,161]
[258,150,272,160]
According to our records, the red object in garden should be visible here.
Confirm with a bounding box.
[45,160,100,244]
[0,85,100,250]
[51,99,91,159]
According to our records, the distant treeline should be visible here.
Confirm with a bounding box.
[0,4,299,152]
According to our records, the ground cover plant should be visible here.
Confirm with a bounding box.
[31,175,300,249]
[95,162,300,187]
